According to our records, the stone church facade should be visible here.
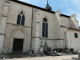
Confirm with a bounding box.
[0,0,80,53]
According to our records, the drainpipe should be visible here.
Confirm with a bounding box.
[64,29,68,48]
[30,8,33,50]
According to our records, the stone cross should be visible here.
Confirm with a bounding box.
[43,41,48,52]
[40,41,43,47]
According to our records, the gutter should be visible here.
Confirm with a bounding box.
[30,8,33,50]
[64,29,68,48]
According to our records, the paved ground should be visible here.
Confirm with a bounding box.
[6,55,78,60]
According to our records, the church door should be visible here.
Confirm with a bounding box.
[12,39,24,53]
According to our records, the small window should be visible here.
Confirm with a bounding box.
[74,33,78,38]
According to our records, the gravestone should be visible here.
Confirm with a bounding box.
[43,41,48,52]
[3,58,5,60]
[39,41,43,53]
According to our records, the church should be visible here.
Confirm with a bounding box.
[0,0,80,53]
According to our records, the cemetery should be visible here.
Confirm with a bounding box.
[0,41,79,60]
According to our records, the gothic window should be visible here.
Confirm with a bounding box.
[17,11,25,25]
[42,18,48,37]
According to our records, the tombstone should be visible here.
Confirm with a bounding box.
[3,58,5,60]
[43,41,48,52]
[39,41,43,53]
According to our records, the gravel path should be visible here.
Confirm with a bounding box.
[6,55,78,60]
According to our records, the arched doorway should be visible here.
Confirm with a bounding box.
[8,27,27,53]
[12,39,24,52]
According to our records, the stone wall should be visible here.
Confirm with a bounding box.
[0,0,5,21]
[61,16,70,27]
[2,1,32,53]
[0,0,10,53]
[67,29,80,51]
[0,0,80,53]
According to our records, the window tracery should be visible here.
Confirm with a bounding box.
[17,11,25,25]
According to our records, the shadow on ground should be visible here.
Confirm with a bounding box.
[0,53,47,59]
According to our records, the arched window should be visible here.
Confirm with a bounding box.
[17,11,25,25]
[42,18,48,37]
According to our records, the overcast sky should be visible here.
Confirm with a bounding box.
[19,0,80,25]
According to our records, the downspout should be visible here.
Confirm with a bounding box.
[64,29,68,48]
[30,7,33,50]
